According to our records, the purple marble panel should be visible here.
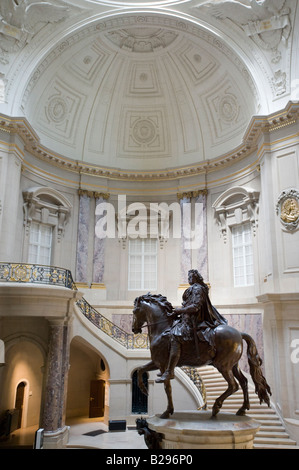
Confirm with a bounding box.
[75,193,91,283]
[195,193,208,281]
[93,196,105,283]
[180,197,192,283]
[226,313,264,373]
[112,314,133,333]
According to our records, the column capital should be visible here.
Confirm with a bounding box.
[177,189,208,200]
[78,189,110,199]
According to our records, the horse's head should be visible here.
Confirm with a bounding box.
[132,296,146,334]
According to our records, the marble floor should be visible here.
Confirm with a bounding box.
[0,417,147,449]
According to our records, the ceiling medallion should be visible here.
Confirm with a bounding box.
[276,189,299,230]
[132,119,156,145]
[219,94,239,122]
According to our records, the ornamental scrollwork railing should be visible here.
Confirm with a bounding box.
[0,262,76,289]
[76,297,149,350]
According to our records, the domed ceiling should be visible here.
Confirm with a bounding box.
[20,14,258,171]
[1,1,297,174]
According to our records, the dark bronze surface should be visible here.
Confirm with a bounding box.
[132,269,271,419]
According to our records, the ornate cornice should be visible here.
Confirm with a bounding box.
[0,101,298,182]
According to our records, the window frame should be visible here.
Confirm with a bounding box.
[28,221,53,265]
[128,238,158,291]
[231,222,254,287]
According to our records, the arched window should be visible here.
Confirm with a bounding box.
[132,370,148,414]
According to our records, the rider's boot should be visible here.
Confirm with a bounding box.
[155,339,181,383]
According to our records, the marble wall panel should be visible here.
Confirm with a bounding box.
[226,313,264,373]
[93,196,105,283]
[75,193,90,283]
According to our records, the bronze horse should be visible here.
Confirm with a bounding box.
[132,293,271,419]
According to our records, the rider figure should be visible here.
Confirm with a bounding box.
[155,269,227,383]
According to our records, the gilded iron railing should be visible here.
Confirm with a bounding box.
[76,297,149,350]
[0,262,76,289]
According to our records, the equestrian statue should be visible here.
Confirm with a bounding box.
[132,269,271,419]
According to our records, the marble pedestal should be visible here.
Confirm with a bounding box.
[147,411,260,449]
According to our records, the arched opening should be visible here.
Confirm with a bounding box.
[0,340,44,431]
[66,337,109,423]
[132,370,148,415]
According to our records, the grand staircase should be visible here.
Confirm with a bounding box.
[196,365,299,449]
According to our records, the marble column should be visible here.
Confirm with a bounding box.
[92,194,108,284]
[41,320,69,438]
[75,190,91,284]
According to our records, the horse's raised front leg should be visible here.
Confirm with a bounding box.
[137,361,158,396]
[159,380,174,419]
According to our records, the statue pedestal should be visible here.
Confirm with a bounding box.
[146,411,260,449]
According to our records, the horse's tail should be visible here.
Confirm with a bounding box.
[242,332,272,407]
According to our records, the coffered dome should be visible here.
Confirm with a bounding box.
[1,1,297,174]
[17,14,259,171]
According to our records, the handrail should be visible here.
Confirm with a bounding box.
[76,297,149,350]
[0,262,76,289]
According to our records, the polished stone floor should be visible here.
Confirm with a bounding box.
[0,417,147,449]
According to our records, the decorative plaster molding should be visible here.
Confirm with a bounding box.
[23,186,72,241]
[104,27,178,52]
[1,101,299,182]
[177,189,208,199]
[199,0,291,52]
[78,189,110,199]
[0,0,70,53]
[212,186,259,242]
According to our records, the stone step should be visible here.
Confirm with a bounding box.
[256,431,292,439]
[254,436,297,446]
[254,443,299,449]
[249,414,281,421]
[259,425,284,432]
[206,396,264,404]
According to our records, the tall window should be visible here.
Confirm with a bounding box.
[28,222,52,265]
[232,223,254,287]
[128,238,157,290]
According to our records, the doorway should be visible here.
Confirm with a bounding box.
[15,382,26,429]
[132,371,148,414]
[89,380,105,418]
